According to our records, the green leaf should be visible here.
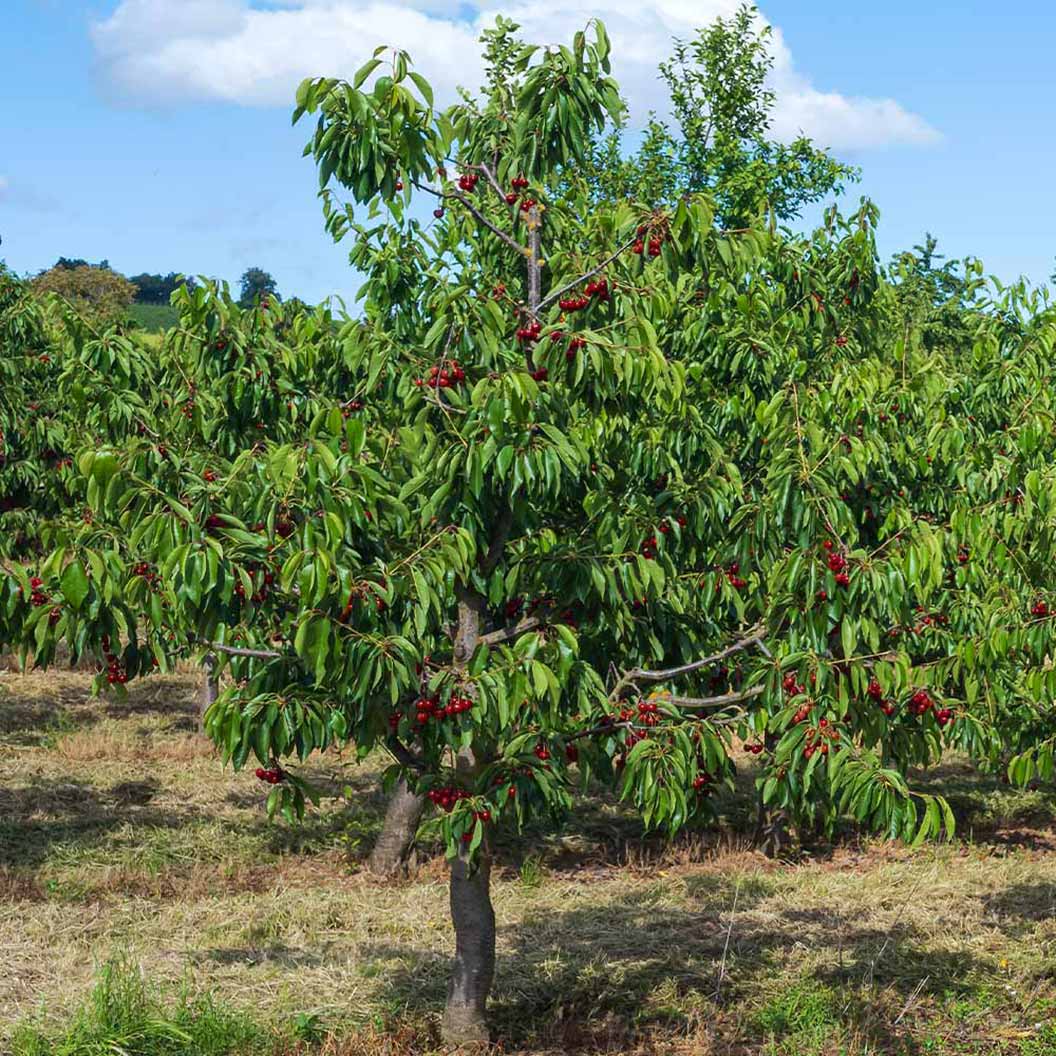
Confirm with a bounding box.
[60,562,90,611]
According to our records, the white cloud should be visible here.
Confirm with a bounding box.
[0,176,9,197]
[91,0,938,149]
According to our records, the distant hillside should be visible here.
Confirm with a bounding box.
[127,303,179,332]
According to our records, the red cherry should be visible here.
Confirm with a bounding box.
[433,208,445,219]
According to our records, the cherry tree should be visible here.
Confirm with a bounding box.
[6,19,1056,1048]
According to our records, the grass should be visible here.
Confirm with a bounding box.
[127,303,179,332]
[2,667,1056,1054]
[10,959,268,1056]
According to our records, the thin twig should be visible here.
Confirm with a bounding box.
[207,642,282,660]
[413,179,524,254]
[894,976,929,1024]
[714,878,741,1003]
[475,161,509,205]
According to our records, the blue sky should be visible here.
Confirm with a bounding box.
[1,1,1053,304]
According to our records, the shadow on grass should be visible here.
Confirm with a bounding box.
[982,881,1056,930]
[346,886,995,1054]
[0,672,199,746]
[0,776,200,870]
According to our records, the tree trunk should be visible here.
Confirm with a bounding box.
[753,729,791,858]
[435,210,527,1043]
[367,778,426,877]
[198,654,218,737]
[441,847,495,1047]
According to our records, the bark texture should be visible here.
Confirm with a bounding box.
[441,738,495,1046]
[367,778,426,877]
[198,654,218,737]
[441,848,495,1046]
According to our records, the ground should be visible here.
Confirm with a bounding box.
[2,666,1055,1055]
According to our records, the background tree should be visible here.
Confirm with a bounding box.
[128,271,197,305]
[52,256,111,271]
[584,3,857,224]
[31,263,136,322]
[887,233,986,354]
[238,267,279,307]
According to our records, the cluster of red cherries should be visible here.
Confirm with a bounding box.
[254,767,286,784]
[906,688,953,725]
[692,771,714,794]
[867,678,898,718]
[427,786,471,812]
[822,542,851,587]
[658,515,688,535]
[28,576,50,608]
[783,673,814,725]
[632,225,666,257]
[1031,600,1050,618]
[559,275,610,314]
[635,699,663,727]
[131,561,164,593]
[100,638,129,685]
[803,719,839,759]
[233,562,275,605]
[414,693,473,725]
[516,320,543,343]
[414,360,467,390]
[503,174,531,206]
[722,562,748,591]
[27,576,63,625]
[456,171,480,193]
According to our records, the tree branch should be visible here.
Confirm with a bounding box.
[659,686,766,709]
[608,627,768,702]
[475,161,509,206]
[538,236,639,312]
[387,736,427,773]
[480,503,515,577]
[413,179,524,254]
[478,615,543,647]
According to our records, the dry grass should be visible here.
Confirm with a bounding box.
[2,668,1055,1055]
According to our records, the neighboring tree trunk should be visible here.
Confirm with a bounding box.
[753,729,791,858]
[198,654,218,737]
[367,778,426,877]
